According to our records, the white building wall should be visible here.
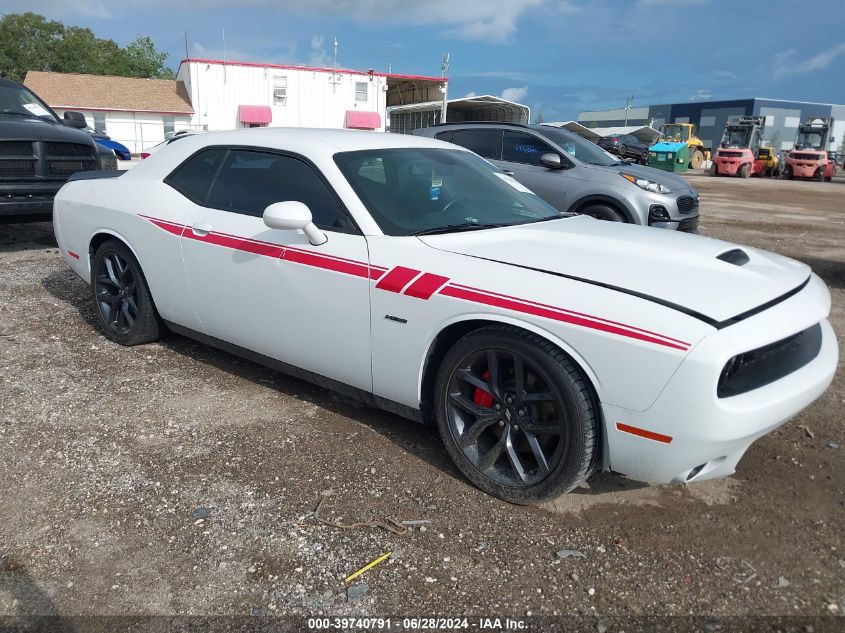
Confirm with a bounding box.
[178,61,388,132]
[53,108,192,154]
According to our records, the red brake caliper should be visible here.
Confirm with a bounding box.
[473,369,494,408]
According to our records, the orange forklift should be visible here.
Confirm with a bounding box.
[711,116,767,178]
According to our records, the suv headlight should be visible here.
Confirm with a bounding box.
[621,172,672,194]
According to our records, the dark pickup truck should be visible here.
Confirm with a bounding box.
[0,76,116,220]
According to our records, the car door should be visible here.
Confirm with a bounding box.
[172,147,373,392]
[499,130,567,210]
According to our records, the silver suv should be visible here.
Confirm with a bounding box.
[414,122,699,232]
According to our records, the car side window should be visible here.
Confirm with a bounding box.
[449,129,502,160]
[166,148,226,203]
[501,131,556,166]
[434,131,454,143]
[205,149,355,233]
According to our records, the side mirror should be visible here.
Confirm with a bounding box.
[263,201,327,246]
[540,153,563,169]
[63,111,88,129]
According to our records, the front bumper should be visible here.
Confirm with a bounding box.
[0,196,54,217]
[788,162,822,178]
[603,274,837,484]
[650,215,699,233]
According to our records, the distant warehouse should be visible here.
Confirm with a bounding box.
[579,98,845,152]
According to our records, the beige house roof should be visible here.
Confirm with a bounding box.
[24,71,193,115]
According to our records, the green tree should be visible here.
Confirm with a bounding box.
[0,12,175,82]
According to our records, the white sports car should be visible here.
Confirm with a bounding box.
[53,128,837,503]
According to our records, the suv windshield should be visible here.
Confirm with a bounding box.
[0,83,58,121]
[533,126,619,166]
[334,148,561,236]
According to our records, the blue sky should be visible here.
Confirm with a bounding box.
[8,0,845,121]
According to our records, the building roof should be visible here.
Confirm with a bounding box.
[180,58,445,83]
[23,71,194,115]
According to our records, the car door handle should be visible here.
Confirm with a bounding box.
[191,222,212,237]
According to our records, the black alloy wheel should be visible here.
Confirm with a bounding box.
[435,326,598,503]
[91,240,162,345]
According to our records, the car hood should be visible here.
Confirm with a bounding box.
[0,114,96,145]
[418,216,810,325]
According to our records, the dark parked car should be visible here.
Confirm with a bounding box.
[597,133,649,164]
[0,77,115,219]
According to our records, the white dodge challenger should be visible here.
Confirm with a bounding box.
[53,128,837,503]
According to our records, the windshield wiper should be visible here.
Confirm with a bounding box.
[413,222,507,236]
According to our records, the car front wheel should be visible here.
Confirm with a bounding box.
[434,326,599,504]
[91,239,162,346]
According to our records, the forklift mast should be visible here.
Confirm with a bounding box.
[794,117,833,151]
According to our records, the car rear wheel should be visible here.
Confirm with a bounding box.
[617,144,627,157]
[580,203,626,222]
[91,239,162,346]
[641,150,649,164]
[434,326,599,504]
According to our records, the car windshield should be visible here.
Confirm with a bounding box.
[0,84,58,121]
[533,126,619,166]
[795,130,824,150]
[663,124,690,142]
[334,148,561,236]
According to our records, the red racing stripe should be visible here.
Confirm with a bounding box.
[448,282,690,347]
[375,266,421,293]
[439,284,689,351]
[616,422,673,444]
[404,273,450,300]
[283,248,371,278]
[142,215,185,236]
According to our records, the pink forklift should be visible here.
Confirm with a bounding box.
[783,118,836,182]
[712,116,767,178]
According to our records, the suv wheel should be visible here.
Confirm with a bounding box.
[580,203,626,222]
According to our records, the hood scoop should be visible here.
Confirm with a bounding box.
[717,249,751,266]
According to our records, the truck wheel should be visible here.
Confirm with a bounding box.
[740,163,751,179]
[641,150,649,164]
[690,150,704,169]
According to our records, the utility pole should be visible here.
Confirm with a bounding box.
[624,93,635,126]
[440,52,450,124]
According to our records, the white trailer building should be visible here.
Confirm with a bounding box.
[176,58,447,133]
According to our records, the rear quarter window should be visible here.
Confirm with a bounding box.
[165,148,226,203]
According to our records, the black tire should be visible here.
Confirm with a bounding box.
[617,144,627,158]
[641,150,649,164]
[740,163,751,179]
[91,239,162,346]
[433,325,599,504]
[783,166,793,180]
[710,163,719,177]
[816,168,825,182]
[579,203,626,222]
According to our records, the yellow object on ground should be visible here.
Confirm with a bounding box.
[344,551,392,584]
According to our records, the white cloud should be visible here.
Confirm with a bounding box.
[143,0,544,43]
[689,89,712,101]
[501,86,528,102]
[308,34,328,66]
[774,42,845,79]
[464,91,478,98]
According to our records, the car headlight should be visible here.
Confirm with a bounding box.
[620,172,672,194]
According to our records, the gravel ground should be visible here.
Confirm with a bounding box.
[1,173,844,632]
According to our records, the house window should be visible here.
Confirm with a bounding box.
[273,77,287,105]
[163,116,175,139]
[355,82,368,102]
[93,112,106,134]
